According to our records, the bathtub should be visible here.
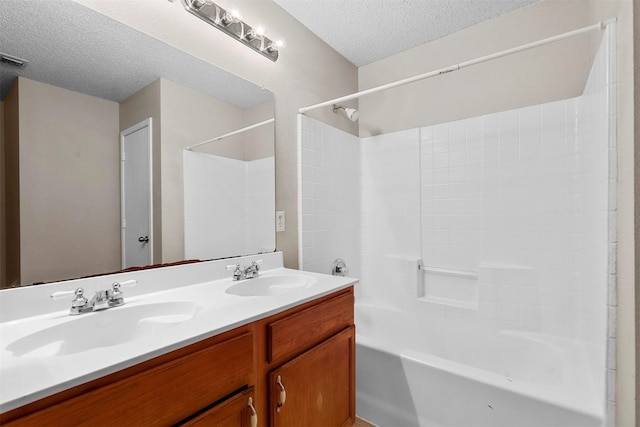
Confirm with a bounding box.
[355,303,604,427]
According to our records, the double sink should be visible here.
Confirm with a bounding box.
[3,272,317,358]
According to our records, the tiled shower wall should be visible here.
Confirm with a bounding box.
[299,27,613,420]
[418,95,609,337]
[299,117,360,280]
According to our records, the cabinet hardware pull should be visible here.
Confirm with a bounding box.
[276,375,286,413]
[247,397,257,427]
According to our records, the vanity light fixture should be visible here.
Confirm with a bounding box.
[183,0,281,62]
[0,52,28,67]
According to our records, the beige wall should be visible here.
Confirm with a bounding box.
[15,77,121,284]
[359,1,636,425]
[120,79,163,263]
[244,100,275,161]
[75,0,359,271]
[357,1,605,136]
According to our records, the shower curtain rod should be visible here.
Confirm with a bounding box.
[298,19,616,114]
[185,118,275,151]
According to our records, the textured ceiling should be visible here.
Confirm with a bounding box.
[272,0,541,66]
[0,0,272,107]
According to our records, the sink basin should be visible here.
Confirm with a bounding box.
[226,274,317,297]
[5,301,202,357]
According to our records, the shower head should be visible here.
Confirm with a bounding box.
[332,104,359,121]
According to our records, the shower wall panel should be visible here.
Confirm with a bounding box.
[360,129,421,309]
[299,116,360,279]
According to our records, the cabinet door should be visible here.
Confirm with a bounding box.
[269,326,355,427]
[179,387,257,427]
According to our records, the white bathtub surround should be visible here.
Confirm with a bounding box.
[299,117,361,280]
[0,251,357,412]
[299,26,614,427]
[183,150,275,259]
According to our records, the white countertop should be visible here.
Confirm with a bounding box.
[0,254,357,413]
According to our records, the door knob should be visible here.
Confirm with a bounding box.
[138,236,149,243]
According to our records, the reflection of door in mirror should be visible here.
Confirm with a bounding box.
[121,119,153,269]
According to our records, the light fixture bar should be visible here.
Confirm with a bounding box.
[0,52,28,67]
[182,0,279,62]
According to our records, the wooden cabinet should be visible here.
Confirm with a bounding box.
[257,288,356,427]
[269,327,355,427]
[1,286,355,427]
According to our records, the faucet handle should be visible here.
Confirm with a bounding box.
[51,288,88,314]
[51,287,85,302]
[109,279,137,307]
[226,263,245,280]
[113,279,137,289]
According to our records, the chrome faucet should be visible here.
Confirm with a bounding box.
[226,260,263,281]
[51,280,137,315]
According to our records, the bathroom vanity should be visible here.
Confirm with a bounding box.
[0,254,356,427]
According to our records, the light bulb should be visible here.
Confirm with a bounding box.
[266,39,285,52]
[221,8,242,26]
[230,9,242,20]
[244,27,256,40]
[244,26,263,41]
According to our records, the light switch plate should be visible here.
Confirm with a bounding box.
[276,211,285,232]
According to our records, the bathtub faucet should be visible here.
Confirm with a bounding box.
[226,260,263,281]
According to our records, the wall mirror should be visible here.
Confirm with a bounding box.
[0,0,275,288]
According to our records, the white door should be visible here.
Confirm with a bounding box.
[121,119,153,269]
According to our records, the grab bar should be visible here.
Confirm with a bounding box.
[421,266,478,280]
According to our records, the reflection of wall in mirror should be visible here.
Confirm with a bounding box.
[4,77,121,286]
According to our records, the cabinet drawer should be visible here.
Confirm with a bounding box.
[179,386,256,427]
[267,291,353,363]
[7,332,253,427]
